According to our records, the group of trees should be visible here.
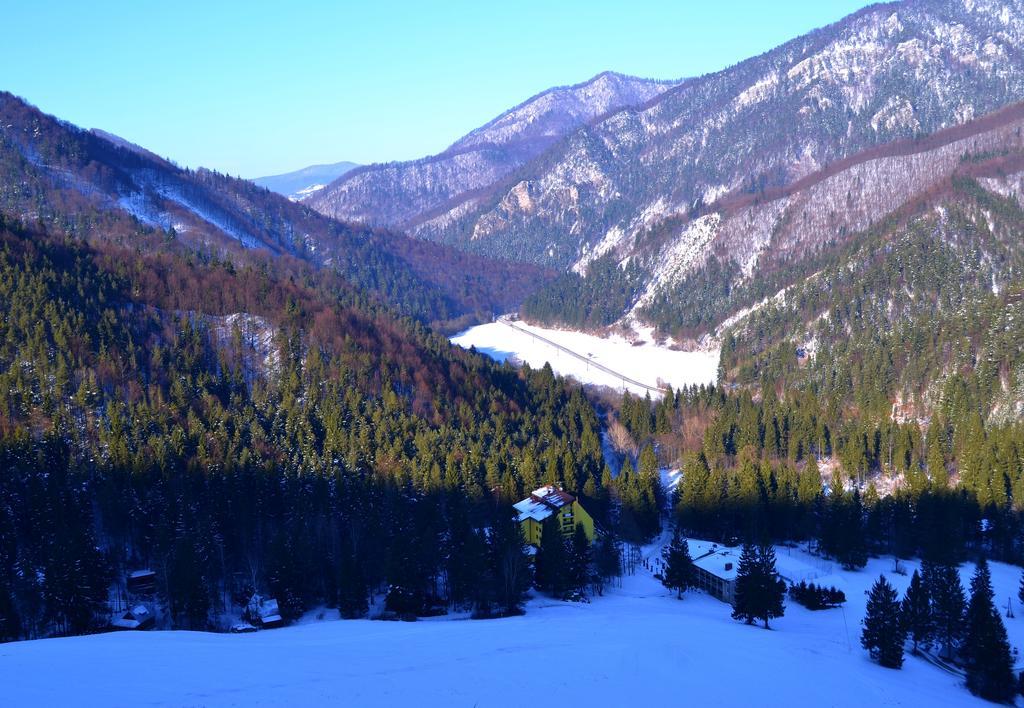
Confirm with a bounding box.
[788,581,845,610]
[605,377,1024,568]
[862,559,1016,703]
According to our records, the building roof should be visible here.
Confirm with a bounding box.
[692,548,740,581]
[111,605,153,629]
[513,485,576,523]
[258,598,280,622]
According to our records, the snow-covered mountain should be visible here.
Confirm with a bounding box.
[306,71,677,229]
[252,161,358,201]
[381,0,1024,278]
[629,100,1024,335]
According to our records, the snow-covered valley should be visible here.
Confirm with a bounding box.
[4,540,1018,707]
[451,319,719,396]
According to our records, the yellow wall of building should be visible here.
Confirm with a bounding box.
[519,500,595,547]
[571,500,595,542]
[522,518,543,546]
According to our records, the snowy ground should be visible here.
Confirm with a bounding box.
[451,319,718,396]
[4,542,1021,707]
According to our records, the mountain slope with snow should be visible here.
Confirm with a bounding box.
[0,92,549,325]
[306,72,676,229]
[404,0,1024,272]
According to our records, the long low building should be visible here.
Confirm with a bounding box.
[692,547,739,605]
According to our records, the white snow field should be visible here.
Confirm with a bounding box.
[4,542,1022,707]
[451,319,718,396]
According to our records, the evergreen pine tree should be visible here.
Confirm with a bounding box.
[756,544,787,629]
[534,516,569,599]
[901,569,931,654]
[336,546,368,619]
[732,543,760,626]
[660,528,695,599]
[567,525,593,600]
[837,489,868,570]
[488,511,530,616]
[862,575,906,668]
[924,560,966,660]
[594,532,622,593]
[963,558,1016,703]
[167,534,211,630]
[732,543,786,628]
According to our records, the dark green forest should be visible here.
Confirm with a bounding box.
[0,215,611,640]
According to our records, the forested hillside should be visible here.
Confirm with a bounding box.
[0,92,548,331]
[0,211,611,640]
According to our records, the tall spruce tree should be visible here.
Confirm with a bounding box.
[862,575,906,668]
[661,528,695,599]
[901,569,932,654]
[594,532,622,593]
[567,525,593,600]
[924,560,966,660]
[732,543,786,628]
[534,516,570,599]
[336,545,368,619]
[837,489,868,570]
[732,543,760,626]
[488,510,530,616]
[963,558,1016,703]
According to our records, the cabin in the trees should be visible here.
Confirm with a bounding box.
[513,485,595,547]
[111,604,155,631]
[692,548,738,605]
[247,594,284,628]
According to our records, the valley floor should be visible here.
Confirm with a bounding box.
[451,318,718,396]
[3,540,1019,707]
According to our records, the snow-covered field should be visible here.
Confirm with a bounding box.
[4,542,1021,707]
[451,319,718,396]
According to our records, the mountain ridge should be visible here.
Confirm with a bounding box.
[306,71,678,229]
[399,0,1024,275]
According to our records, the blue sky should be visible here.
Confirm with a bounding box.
[2,1,869,177]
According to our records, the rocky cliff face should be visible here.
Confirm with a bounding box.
[306,72,675,230]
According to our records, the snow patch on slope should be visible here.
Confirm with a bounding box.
[632,213,722,314]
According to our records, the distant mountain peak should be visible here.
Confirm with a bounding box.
[448,70,679,153]
[252,161,358,201]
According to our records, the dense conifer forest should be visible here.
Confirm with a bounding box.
[0,214,610,639]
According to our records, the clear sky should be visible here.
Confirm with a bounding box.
[2,1,870,178]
